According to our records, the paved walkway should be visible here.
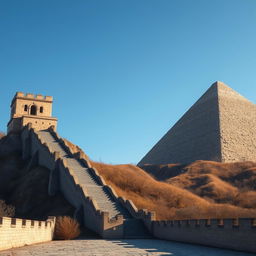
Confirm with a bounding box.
[0,239,253,256]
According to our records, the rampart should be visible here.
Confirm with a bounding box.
[19,124,256,252]
[0,216,55,251]
[151,218,256,253]
[48,127,156,230]
[20,124,155,238]
[14,92,53,102]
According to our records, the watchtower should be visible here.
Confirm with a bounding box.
[7,92,58,133]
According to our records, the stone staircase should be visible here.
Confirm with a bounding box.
[37,130,131,220]
[36,130,153,238]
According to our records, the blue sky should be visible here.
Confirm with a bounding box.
[0,0,256,164]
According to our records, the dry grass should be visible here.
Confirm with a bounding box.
[165,160,256,207]
[0,200,15,217]
[54,216,80,240]
[91,161,256,220]
[0,132,5,140]
[61,139,256,220]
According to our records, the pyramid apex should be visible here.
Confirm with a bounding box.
[211,81,230,88]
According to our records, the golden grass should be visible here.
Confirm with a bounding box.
[165,160,256,207]
[63,139,256,220]
[0,132,5,140]
[0,200,15,217]
[91,161,256,220]
[54,216,80,240]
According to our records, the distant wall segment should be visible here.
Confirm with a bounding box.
[151,218,256,253]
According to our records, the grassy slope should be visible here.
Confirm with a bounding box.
[64,138,256,219]
[163,161,256,208]
[141,160,256,210]
[91,161,256,220]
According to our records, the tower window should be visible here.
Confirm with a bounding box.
[30,105,37,115]
[24,105,28,111]
[40,106,43,113]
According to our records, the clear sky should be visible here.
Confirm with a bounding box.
[0,0,256,164]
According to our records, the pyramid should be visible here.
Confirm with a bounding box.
[138,81,256,165]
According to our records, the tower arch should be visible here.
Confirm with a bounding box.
[30,105,37,115]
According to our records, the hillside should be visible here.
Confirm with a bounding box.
[57,138,256,220]
[0,133,74,219]
[91,161,256,220]
[1,132,256,221]
[141,161,256,209]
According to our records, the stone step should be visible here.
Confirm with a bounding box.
[37,130,131,219]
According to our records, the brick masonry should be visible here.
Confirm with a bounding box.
[152,218,256,254]
[0,216,55,251]
[138,81,256,165]
[7,92,57,133]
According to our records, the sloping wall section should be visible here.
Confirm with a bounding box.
[20,124,154,239]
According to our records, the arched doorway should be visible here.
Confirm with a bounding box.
[30,105,37,115]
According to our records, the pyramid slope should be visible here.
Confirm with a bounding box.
[138,81,256,165]
[217,82,256,162]
[138,82,222,165]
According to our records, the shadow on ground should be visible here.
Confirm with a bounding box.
[111,239,254,256]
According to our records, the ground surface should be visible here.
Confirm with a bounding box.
[0,239,253,256]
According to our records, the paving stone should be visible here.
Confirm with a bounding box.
[0,239,253,256]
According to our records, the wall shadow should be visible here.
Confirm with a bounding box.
[110,239,254,256]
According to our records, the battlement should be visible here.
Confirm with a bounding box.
[15,92,53,102]
[153,217,256,253]
[154,218,256,228]
[0,216,55,251]
[0,216,54,228]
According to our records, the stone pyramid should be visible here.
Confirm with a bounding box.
[138,81,256,165]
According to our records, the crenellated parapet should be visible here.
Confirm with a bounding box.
[15,92,53,102]
[21,124,125,238]
[20,124,256,250]
[47,125,156,227]
[153,217,256,253]
[0,216,55,251]
[154,218,256,228]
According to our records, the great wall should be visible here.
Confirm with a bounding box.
[0,216,55,251]
[1,87,256,253]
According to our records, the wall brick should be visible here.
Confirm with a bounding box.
[0,216,55,251]
[152,218,256,253]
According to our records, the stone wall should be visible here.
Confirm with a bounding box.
[151,218,256,253]
[20,125,126,238]
[19,125,256,252]
[22,116,57,131]
[0,216,55,251]
[11,92,53,117]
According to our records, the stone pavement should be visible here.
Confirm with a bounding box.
[0,239,253,256]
